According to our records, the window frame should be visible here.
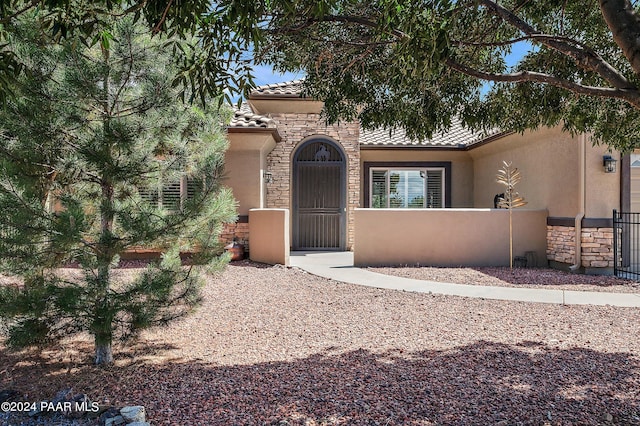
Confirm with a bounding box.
[363,162,452,208]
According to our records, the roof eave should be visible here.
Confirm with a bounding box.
[360,145,467,151]
[249,94,307,100]
[226,126,282,143]
[465,131,515,150]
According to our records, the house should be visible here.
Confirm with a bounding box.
[223,80,627,274]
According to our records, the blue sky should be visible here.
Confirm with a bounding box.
[251,64,302,87]
[504,41,533,68]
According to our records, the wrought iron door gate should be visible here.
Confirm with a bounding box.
[613,209,640,280]
[293,140,346,250]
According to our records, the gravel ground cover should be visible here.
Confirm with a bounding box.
[1,261,639,425]
[368,266,640,293]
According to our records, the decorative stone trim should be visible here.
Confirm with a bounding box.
[581,227,615,268]
[547,225,615,268]
[220,222,250,252]
[546,225,575,264]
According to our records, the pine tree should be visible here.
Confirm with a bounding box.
[0,13,236,365]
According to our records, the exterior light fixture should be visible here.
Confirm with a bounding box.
[603,155,617,173]
[263,171,273,183]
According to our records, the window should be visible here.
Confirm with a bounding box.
[141,175,205,212]
[370,167,445,208]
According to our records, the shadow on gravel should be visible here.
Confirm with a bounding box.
[1,340,639,425]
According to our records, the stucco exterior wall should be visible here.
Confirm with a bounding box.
[469,128,580,216]
[265,113,360,250]
[360,150,474,207]
[224,150,262,215]
[584,145,620,218]
[632,164,640,212]
[469,128,620,273]
[354,208,548,267]
[225,132,277,215]
[470,128,620,219]
[249,209,290,266]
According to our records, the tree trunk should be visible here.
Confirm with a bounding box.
[92,44,116,368]
[599,0,640,76]
[94,336,113,365]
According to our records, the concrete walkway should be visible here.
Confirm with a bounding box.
[290,251,640,307]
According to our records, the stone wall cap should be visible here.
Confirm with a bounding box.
[249,208,290,212]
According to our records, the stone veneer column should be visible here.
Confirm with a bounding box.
[546,225,576,264]
[580,227,615,268]
[265,113,360,250]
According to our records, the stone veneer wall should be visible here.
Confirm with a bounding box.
[546,225,575,264]
[265,113,360,250]
[581,227,615,268]
[220,221,250,252]
[547,225,615,268]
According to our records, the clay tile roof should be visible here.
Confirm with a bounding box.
[243,80,505,147]
[359,119,503,148]
[228,103,276,129]
[250,80,305,98]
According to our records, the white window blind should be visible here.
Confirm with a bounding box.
[370,167,445,208]
[371,170,388,208]
[141,176,205,212]
[426,170,443,208]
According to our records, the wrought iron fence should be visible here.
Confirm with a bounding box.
[613,210,640,280]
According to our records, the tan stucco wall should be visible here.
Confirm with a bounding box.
[360,149,474,207]
[354,208,548,267]
[249,208,290,266]
[470,128,580,217]
[585,144,620,218]
[632,163,640,212]
[470,128,620,218]
[225,132,277,215]
[224,150,261,215]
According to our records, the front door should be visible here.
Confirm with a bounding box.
[293,140,346,250]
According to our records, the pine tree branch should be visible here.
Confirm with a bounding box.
[110,28,136,114]
[0,0,39,25]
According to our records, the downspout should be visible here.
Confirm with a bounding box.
[570,133,587,271]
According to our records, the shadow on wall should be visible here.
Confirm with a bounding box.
[1,340,638,425]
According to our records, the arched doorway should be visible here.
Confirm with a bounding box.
[292,139,346,250]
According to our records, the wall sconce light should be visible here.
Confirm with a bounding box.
[603,155,617,173]
[263,171,273,183]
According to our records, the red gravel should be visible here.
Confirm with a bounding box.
[368,266,640,293]
[1,262,639,425]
